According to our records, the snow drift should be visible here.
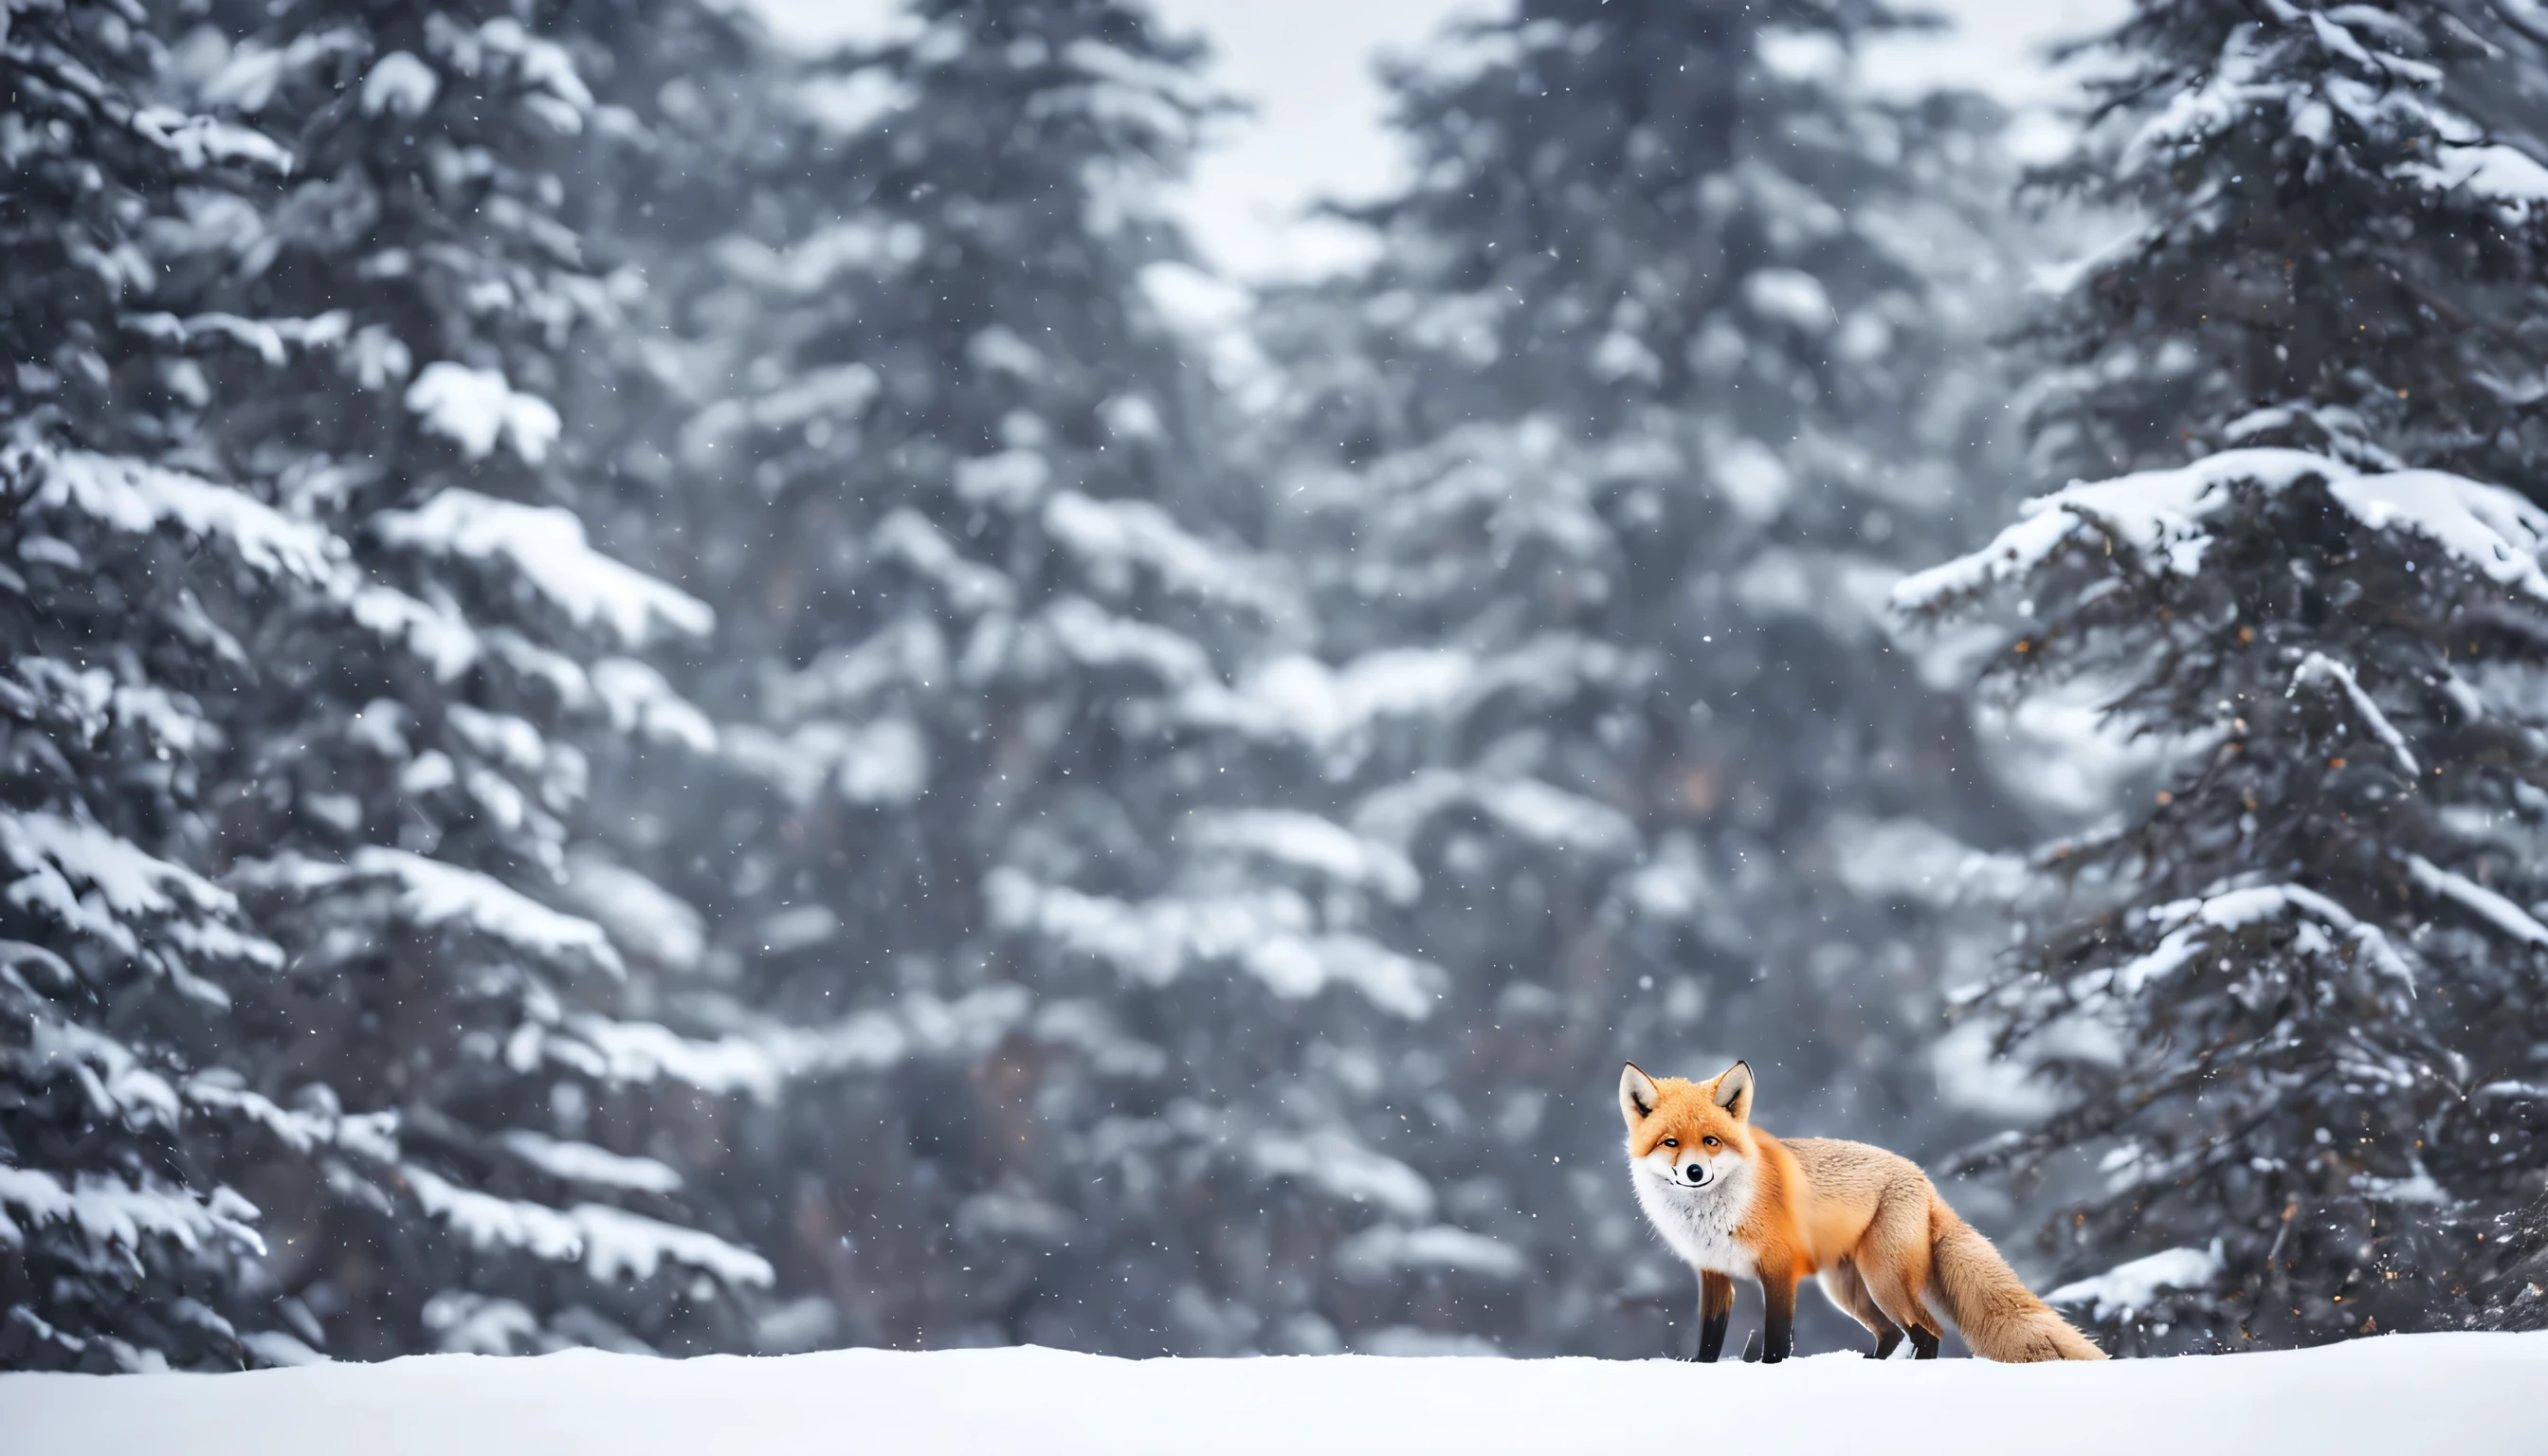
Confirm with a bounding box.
[5,1333,2542,1456]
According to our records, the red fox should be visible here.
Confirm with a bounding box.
[1621,1060,2105,1364]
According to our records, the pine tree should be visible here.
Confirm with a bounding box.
[1901,0,2548,1351]
[2,0,344,1371]
[1248,0,2029,1354]
[125,1,773,1358]
[607,0,1468,1356]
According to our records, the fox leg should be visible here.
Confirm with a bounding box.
[1856,1220,1944,1360]
[1691,1270,1736,1363]
[1758,1262,1799,1365]
[1819,1262,1902,1359]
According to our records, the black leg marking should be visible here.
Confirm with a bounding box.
[1869,1329,1902,1361]
[1910,1326,1940,1360]
[1761,1277,1796,1365]
[1696,1308,1729,1364]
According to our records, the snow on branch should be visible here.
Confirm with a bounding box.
[235,848,624,977]
[1182,810,1423,904]
[1036,596,1215,687]
[761,616,947,723]
[403,1165,580,1262]
[1043,491,1299,619]
[11,1016,182,1128]
[591,659,717,753]
[0,810,280,968]
[2112,883,2413,995]
[1248,1131,1435,1220]
[2048,1242,2223,1321]
[534,992,1019,1102]
[0,1164,265,1259]
[870,509,1016,614]
[1175,635,1653,751]
[127,107,294,173]
[1337,1224,1530,1285]
[372,488,714,645]
[2405,854,2548,947]
[403,363,562,464]
[541,1015,816,1103]
[8,657,211,755]
[714,219,924,296]
[680,365,880,468]
[2402,142,2548,219]
[986,870,1441,1019]
[27,446,340,584]
[497,1131,682,1193]
[1894,449,2548,613]
[349,584,482,682]
[721,719,928,806]
[1353,769,1640,862]
[573,1203,772,1287]
[2290,653,2417,775]
[184,1078,401,1162]
[1177,650,1461,743]
[352,849,622,976]
[119,310,352,364]
[427,15,593,133]
[404,1164,773,1287]
[560,853,704,974]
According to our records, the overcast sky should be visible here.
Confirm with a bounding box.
[748,0,2125,281]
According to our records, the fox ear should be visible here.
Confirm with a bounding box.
[1712,1061,1754,1121]
[1620,1063,1660,1124]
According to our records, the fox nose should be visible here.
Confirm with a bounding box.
[1684,1164,1706,1184]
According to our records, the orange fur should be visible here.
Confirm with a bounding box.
[1621,1060,2104,1364]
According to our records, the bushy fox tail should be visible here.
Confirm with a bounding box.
[1927,1203,2107,1362]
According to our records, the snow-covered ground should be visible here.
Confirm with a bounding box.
[6,1334,2542,1455]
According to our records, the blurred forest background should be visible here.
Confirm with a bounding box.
[9,0,2548,1372]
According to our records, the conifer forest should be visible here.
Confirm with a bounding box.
[8,0,2548,1374]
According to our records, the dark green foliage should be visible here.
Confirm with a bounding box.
[1908,0,2548,1352]
[2028,0,2548,485]
[1248,0,2032,1355]
[3,0,307,1372]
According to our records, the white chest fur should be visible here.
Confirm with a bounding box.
[1630,1163,1758,1280]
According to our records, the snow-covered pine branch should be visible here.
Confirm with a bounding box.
[1906,0,2548,1351]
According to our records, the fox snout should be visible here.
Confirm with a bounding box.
[1678,1160,1712,1188]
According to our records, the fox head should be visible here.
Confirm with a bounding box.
[1619,1060,1756,1192]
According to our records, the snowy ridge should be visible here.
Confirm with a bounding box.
[1895,448,2548,611]
[5,1337,2543,1456]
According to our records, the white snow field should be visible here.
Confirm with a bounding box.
[5,1333,2544,1456]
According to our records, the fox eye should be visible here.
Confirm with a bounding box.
[1702,1137,1720,1148]
[1661,1138,1678,1148]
